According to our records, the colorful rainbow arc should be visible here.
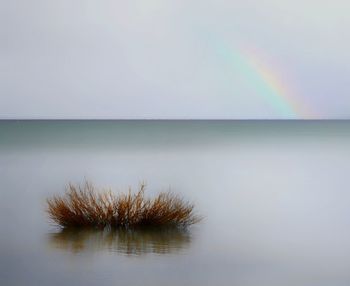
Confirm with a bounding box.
[217,44,315,119]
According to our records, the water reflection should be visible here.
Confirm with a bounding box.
[48,227,192,255]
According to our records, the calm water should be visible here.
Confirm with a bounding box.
[1,120,350,286]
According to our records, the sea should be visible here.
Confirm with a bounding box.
[1,120,350,286]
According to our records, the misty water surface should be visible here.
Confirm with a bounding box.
[1,120,350,286]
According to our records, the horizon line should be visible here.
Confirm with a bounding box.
[0,118,349,121]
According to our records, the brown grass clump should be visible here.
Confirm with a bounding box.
[47,182,201,229]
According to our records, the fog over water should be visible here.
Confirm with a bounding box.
[1,120,350,286]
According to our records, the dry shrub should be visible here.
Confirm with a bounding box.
[47,182,201,229]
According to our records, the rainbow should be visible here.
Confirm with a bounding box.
[217,44,314,119]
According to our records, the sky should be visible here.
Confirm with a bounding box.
[1,0,350,119]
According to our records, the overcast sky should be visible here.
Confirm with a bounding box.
[1,0,350,119]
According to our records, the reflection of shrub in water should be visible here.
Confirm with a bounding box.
[49,227,192,255]
[47,182,201,229]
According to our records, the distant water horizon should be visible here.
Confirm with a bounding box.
[1,120,350,286]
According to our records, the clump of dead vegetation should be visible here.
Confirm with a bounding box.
[47,182,201,229]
